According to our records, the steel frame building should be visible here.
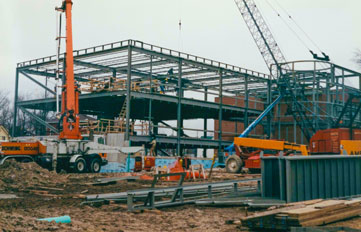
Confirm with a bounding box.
[13,39,361,157]
[13,40,270,157]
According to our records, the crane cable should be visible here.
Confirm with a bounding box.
[178,0,183,51]
[266,2,355,90]
[273,0,324,54]
[265,0,332,72]
[264,0,311,53]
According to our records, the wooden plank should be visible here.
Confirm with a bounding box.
[285,199,323,207]
[300,208,361,227]
[241,205,304,221]
[311,200,345,209]
[242,199,361,230]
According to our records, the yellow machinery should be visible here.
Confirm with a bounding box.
[234,138,309,156]
[225,137,309,173]
[340,140,361,155]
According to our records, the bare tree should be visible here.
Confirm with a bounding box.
[0,91,13,132]
[0,90,54,136]
[354,49,361,68]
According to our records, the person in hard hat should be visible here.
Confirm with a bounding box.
[149,135,157,156]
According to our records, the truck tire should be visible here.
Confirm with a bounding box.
[74,157,86,173]
[56,165,63,174]
[20,157,33,163]
[89,158,101,173]
[226,155,243,173]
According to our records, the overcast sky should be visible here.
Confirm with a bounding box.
[1,0,361,96]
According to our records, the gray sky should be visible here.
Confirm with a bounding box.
[1,0,361,96]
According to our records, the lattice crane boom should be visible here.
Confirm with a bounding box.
[234,0,287,77]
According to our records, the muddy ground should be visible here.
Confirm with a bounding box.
[1,161,361,231]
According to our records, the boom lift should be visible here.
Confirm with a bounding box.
[0,0,123,173]
[58,0,82,140]
[226,137,308,173]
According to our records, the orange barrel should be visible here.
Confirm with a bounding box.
[144,156,156,171]
[134,156,143,172]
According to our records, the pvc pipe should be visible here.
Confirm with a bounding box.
[37,215,71,223]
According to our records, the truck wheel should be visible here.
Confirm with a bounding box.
[226,155,243,173]
[74,157,86,173]
[56,166,63,174]
[20,158,33,163]
[89,158,101,173]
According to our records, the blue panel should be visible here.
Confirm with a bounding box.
[304,160,311,201]
[337,160,343,197]
[330,160,337,198]
[296,161,305,201]
[100,157,213,173]
[343,159,349,197]
[311,160,319,199]
[318,160,325,199]
[356,159,361,194]
[262,155,361,203]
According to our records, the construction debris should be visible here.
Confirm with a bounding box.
[84,178,260,211]
[93,176,140,186]
[241,199,361,230]
[0,194,18,199]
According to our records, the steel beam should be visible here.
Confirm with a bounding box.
[130,135,232,148]
[18,107,59,134]
[20,71,55,95]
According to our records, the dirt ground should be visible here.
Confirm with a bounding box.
[1,161,361,232]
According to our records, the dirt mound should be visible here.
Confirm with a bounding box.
[0,161,68,191]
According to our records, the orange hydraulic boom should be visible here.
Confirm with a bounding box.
[58,0,81,140]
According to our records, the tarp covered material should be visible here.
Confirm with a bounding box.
[119,146,144,154]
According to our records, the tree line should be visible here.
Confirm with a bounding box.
[0,91,52,137]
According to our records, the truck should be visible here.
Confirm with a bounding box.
[0,0,122,173]
[0,140,113,173]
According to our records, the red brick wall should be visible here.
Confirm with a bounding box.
[214,96,264,141]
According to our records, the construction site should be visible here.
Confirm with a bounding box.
[2,0,361,231]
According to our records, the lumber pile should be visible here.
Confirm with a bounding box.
[241,199,361,230]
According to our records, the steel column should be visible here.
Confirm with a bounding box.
[267,79,272,138]
[125,46,132,141]
[203,87,208,158]
[177,59,183,156]
[218,71,223,161]
[244,75,249,128]
[148,55,153,136]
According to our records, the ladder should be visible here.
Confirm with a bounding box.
[118,100,127,132]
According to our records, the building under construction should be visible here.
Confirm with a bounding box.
[12,39,361,157]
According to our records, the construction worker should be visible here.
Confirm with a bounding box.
[149,135,157,156]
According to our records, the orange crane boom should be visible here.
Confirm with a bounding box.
[58,0,81,140]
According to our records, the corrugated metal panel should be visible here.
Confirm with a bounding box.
[262,155,361,202]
